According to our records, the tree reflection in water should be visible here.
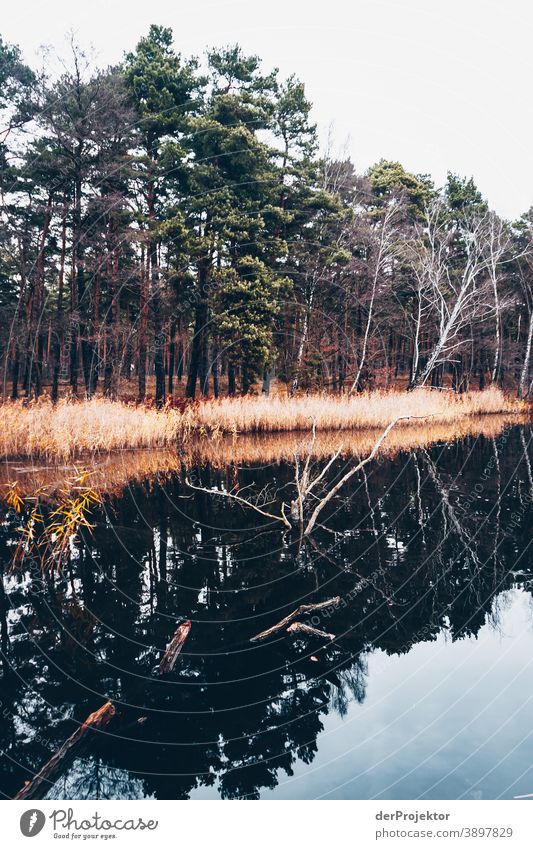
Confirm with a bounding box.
[1,425,532,800]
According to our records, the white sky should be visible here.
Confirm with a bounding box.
[2,0,532,219]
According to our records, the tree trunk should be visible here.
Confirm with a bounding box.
[518,309,533,398]
[186,263,209,399]
[137,246,148,402]
[211,339,219,398]
[103,232,119,399]
[51,212,67,402]
[228,361,236,396]
[11,344,20,400]
[491,275,501,384]
[151,242,165,406]
[168,317,177,396]
[291,303,310,395]
[24,196,52,398]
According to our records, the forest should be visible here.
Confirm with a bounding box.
[1,24,533,408]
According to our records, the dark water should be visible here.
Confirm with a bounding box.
[1,425,533,800]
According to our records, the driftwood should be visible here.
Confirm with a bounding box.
[187,416,430,537]
[286,622,335,640]
[304,415,429,535]
[186,479,292,528]
[15,700,116,801]
[158,620,191,674]
[250,597,340,642]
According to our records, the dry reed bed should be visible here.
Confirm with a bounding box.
[0,413,524,500]
[188,387,525,434]
[0,398,182,461]
[0,388,526,462]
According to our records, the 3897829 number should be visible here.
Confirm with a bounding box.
[460,827,513,838]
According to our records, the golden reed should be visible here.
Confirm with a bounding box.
[0,387,526,463]
[0,413,525,502]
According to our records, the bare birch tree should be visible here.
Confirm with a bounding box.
[349,198,401,393]
[483,213,513,384]
[516,220,533,398]
[409,201,497,390]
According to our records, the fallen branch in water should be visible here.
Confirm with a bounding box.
[185,478,292,528]
[15,700,116,801]
[187,416,430,537]
[304,415,428,535]
[250,597,340,642]
[286,622,335,640]
[158,620,192,674]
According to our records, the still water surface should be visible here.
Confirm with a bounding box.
[1,425,533,799]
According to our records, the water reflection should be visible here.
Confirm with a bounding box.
[1,425,532,799]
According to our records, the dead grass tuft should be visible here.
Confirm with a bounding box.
[0,398,182,461]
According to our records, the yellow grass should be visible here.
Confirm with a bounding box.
[0,413,523,501]
[0,388,527,462]
[0,398,182,461]
[188,386,526,435]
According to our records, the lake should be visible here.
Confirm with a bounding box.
[1,422,533,800]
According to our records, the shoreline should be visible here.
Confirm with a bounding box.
[0,387,528,463]
[0,411,527,501]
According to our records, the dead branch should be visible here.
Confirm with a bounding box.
[186,479,292,529]
[159,620,191,674]
[286,622,335,639]
[15,700,116,801]
[188,416,428,539]
[250,596,340,642]
[304,415,427,535]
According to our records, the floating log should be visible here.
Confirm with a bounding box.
[158,619,192,674]
[250,597,340,642]
[15,700,116,801]
[286,622,335,640]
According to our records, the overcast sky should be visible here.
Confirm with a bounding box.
[3,0,531,219]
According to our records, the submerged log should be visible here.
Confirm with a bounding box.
[286,622,335,640]
[158,619,192,674]
[250,596,340,642]
[15,700,116,801]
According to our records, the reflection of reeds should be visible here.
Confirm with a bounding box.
[0,413,523,501]
[183,414,527,466]
[0,388,527,462]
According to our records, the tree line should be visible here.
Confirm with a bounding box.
[2,24,533,404]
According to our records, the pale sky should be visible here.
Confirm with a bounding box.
[3,0,532,219]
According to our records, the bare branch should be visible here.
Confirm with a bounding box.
[304,415,428,535]
[186,478,292,528]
